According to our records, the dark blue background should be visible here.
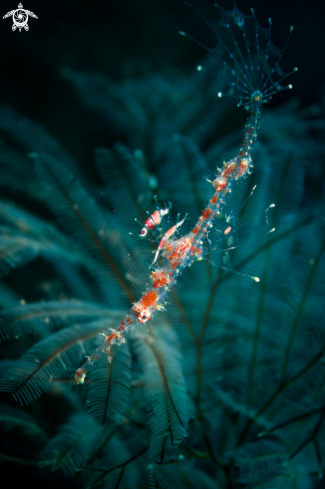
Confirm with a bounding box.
[0,0,323,171]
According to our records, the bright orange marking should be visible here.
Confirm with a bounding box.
[240,160,247,169]
[202,208,212,220]
[105,332,119,344]
[152,270,169,288]
[210,195,218,204]
[133,302,143,313]
[212,177,227,192]
[141,291,158,308]
[223,163,237,177]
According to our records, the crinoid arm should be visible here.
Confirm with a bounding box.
[181,0,297,109]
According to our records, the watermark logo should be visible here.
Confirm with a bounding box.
[3,3,38,32]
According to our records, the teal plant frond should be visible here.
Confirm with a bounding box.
[85,342,131,425]
[39,414,102,475]
[0,321,108,404]
[156,463,221,489]
[0,199,85,253]
[0,300,119,342]
[134,325,195,461]
[94,143,154,226]
[0,225,85,278]
[0,280,22,308]
[232,438,297,488]
[0,404,47,440]
[0,106,80,178]
[0,199,110,298]
[33,153,143,306]
[62,68,148,137]
[158,136,209,218]
[63,66,236,157]
[0,148,41,199]
[0,227,43,278]
[148,465,172,489]
[83,436,140,489]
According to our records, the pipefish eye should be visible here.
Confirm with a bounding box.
[139,228,148,237]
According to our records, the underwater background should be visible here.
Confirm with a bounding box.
[0,0,325,487]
